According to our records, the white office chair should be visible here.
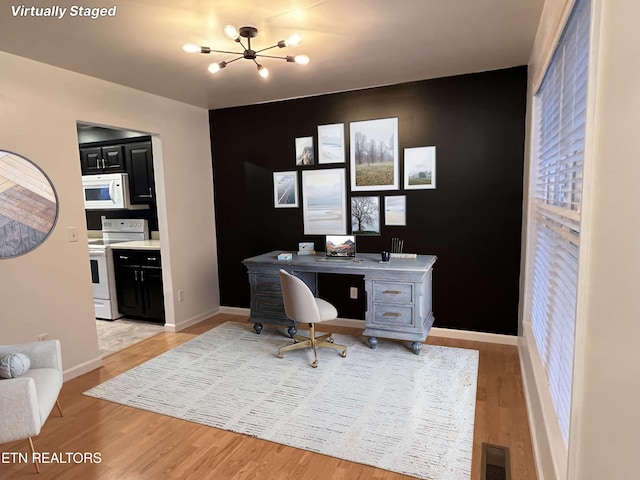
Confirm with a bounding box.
[278,269,347,368]
[0,340,64,473]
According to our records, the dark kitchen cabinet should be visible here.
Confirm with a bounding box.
[80,145,125,174]
[113,249,164,323]
[124,142,155,204]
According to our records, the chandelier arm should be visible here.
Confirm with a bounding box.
[224,56,245,65]
[256,54,289,60]
[207,49,245,55]
[253,44,280,54]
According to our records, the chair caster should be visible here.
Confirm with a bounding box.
[311,360,318,368]
[340,350,347,357]
[277,352,283,359]
[327,336,334,343]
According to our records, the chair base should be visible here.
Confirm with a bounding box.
[278,324,347,368]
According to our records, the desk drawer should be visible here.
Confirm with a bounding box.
[372,282,413,304]
[255,275,282,294]
[255,294,285,314]
[372,304,414,327]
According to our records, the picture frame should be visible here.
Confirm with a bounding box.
[404,146,436,189]
[351,196,380,235]
[349,117,399,191]
[302,168,347,235]
[317,123,345,164]
[384,195,406,226]
[273,171,299,208]
[295,136,314,166]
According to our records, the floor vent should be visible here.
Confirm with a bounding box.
[481,443,511,480]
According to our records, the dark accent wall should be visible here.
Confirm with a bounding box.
[210,66,526,335]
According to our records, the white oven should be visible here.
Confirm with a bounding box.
[89,241,121,320]
[82,173,145,210]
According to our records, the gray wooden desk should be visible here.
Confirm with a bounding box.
[242,251,437,354]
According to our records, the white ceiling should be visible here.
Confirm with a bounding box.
[0,0,544,109]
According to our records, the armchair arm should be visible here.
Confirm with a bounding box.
[0,340,62,373]
[0,377,41,443]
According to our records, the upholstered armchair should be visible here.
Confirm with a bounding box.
[0,340,64,473]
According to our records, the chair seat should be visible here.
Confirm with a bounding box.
[315,298,338,323]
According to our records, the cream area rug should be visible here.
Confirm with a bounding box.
[84,322,479,480]
[95,319,164,357]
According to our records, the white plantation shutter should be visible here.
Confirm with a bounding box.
[528,0,591,443]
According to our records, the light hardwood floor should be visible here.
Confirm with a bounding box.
[0,314,537,479]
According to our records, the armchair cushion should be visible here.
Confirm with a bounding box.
[0,353,31,378]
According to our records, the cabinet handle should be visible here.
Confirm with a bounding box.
[383,312,402,317]
[134,270,138,281]
[119,255,129,260]
[383,290,402,295]
[96,159,100,169]
[102,159,106,169]
[147,257,157,261]
[140,270,145,282]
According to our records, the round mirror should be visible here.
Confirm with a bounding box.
[0,150,58,259]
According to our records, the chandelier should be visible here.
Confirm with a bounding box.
[183,25,309,78]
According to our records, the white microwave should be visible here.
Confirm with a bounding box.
[82,173,147,210]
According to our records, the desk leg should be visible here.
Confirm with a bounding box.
[253,323,263,334]
[411,342,422,355]
[367,337,378,349]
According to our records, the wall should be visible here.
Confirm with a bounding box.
[210,67,527,335]
[0,52,219,378]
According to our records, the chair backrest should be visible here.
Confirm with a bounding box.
[279,269,321,324]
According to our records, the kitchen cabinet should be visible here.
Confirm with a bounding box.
[113,249,164,323]
[124,141,155,204]
[80,145,125,174]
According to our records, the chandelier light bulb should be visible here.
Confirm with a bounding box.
[257,64,269,78]
[294,55,309,65]
[208,61,226,74]
[224,25,239,41]
[285,33,301,47]
[182,43,201,53]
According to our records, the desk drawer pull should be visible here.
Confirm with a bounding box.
[383,312,402,317]
[263,301,280,306]
[262,282,277,287]
[383,290,402,295]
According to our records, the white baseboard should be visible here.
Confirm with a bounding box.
[429,326,518,345]
[217,307,517,345]
[165,308,221,332]
[63,356,102,382]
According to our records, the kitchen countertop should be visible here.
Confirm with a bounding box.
[109,240,161,250]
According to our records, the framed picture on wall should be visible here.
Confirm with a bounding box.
[349,117,399,191]
[273,171,299,208]
[404,146,436,189]
[317,123,345,164]
[384,195,406,226]
[295,136,315,166]
[351,196,380,235]
[302,168,347,234]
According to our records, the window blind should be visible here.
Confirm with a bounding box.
[528,0,591,443]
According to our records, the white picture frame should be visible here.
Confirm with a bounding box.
[404,146,436,189]
[302,168,347,235]
[317,123,345,164]
[273,171,299,208]
[384,195,406,226]
[350,117,399,191]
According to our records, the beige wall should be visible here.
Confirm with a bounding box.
[0,52,219,378]
[522,0,640,479]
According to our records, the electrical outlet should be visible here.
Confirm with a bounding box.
[37,333,48,341]
[178,290,184,302]
[350,287,358,299]
[68,226,78,242]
